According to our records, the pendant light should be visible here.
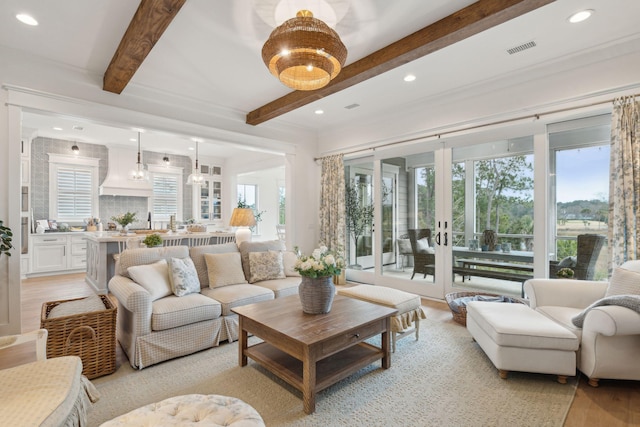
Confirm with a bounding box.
[131,132,148,181]
[187,140,204,185]
[262,10,347,91]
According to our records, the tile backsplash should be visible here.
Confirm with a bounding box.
[30,137,193,228]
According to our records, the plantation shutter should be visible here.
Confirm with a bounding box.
[153,174,178,218]
[57,167,93,219]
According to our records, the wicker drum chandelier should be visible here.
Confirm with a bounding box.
[262,10,347,91]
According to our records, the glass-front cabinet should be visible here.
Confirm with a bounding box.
[197,166,223,224]
[200,178,222,221]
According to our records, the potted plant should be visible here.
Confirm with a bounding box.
[0,220,13,257]
[556,267,575,279]
[111,212,137,235]
[295,245,345,314]
[142,233,163,248]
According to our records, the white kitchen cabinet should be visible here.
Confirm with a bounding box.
[198,175,222,223]
[30,233,88,275]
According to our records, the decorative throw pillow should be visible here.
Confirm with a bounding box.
[127,259,173,301]
[205,252,248,288]
[249,251,286,283]
[238,240,286,284]
[281,250,301,277]
[167,257,201,297]
[416,237,430,253]
[605,266,640,297]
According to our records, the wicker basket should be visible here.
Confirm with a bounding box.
[445,291,525,326]
[40,294,117,379]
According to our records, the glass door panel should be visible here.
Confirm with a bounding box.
[374,150,444,299]
[448,137,534,298]
[346,165,374,270]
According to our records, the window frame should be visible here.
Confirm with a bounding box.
[48,153,99,222]
[148,164,184,222]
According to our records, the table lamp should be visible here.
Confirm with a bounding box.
[229,208,256,247]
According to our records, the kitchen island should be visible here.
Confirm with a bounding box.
[85,231,235,293]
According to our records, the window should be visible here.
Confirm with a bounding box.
[237,184,257,207]
[549,115,610,279]
[148,165,183,221]
[237,183,259,233]
[49,154,99,222]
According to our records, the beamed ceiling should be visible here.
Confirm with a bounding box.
[103,0,554,125]
[2,0,639,157]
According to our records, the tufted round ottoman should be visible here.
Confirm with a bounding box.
[100,394,265,426]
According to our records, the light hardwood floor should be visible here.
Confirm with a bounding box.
[3,273,640,426]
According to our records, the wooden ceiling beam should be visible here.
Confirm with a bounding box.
[103,0,187,94]
[246,0,555,126]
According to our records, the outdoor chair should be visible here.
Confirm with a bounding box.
[549,234,605,280]
[408,229,435,280]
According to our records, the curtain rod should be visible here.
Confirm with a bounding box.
[314,93,638,162]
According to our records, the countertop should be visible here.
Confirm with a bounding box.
[31,231,89,236]
[84,231,234,242]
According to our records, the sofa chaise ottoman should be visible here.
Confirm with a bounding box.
[466,301,579,383]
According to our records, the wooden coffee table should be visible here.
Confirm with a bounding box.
[232,294,398,414]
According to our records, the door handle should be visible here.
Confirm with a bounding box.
[436,232,441,246]
[444,232,448,246]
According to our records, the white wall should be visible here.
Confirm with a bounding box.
[316,38,640,156]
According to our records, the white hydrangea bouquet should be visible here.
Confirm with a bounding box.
[294,245,345,278]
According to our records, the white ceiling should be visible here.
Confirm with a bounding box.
[2,0,640,157]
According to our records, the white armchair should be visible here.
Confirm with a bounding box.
[524,260,640,387]
[0,329,100,426]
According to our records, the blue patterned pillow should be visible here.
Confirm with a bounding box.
[168,257,201,297]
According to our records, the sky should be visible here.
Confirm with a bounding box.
[555,145,609,203]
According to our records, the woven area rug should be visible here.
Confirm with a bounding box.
[89,318,576,426]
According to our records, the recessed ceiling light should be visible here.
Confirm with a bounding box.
[129,138,137,142]
[188,147,195,151]
[53,127,63,131]
[315,109,324,115]
[404,74,416,82]
[16,13,38,26]
[568,9,594,24]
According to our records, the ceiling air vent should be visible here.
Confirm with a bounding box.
[344,103,360,110]
[506,40,536,55]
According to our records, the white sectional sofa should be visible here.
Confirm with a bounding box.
[524,260,640,386]
[467,260,640,385]
[109,240,300,369]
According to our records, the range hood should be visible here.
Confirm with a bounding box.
[99,147,153,197]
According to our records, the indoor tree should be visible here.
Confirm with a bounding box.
[345,179,374,269]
